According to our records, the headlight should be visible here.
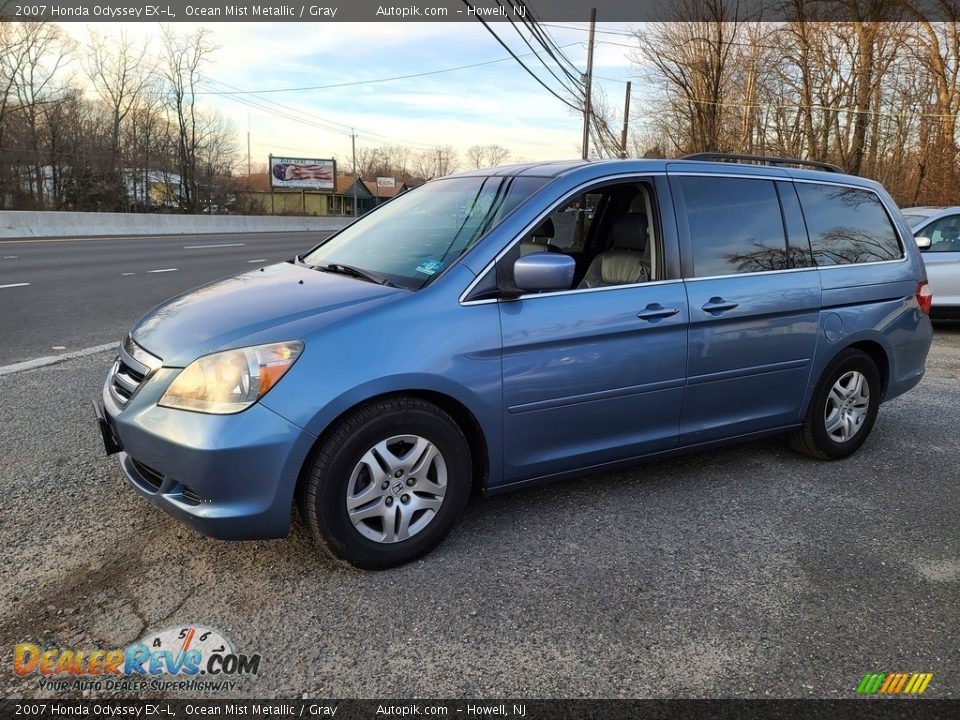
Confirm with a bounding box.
[159,341,303,414]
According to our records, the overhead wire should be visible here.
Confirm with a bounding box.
[511,1,585,88]
[493,0,583,96]
[200,77,438,149]
[195,42,584,96]
[460,0,583,111]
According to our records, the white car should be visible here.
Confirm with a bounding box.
[903,206,960,318]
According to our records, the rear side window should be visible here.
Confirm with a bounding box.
[795,183,903,266]
[679,177,788,277]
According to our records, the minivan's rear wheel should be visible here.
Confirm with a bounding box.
[300,397,472,570]
[789,348,881,460]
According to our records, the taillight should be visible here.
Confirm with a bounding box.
[916,281,932,315]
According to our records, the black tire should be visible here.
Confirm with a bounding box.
[299,397,472,570]
[789,348,881,460]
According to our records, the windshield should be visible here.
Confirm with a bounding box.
[303,175,546,290]
[902,213,929,228]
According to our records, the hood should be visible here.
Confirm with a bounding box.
[131,262,403,366]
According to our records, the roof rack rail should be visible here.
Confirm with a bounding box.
[680,152,843,174]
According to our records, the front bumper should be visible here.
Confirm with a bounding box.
[101,365,317,540]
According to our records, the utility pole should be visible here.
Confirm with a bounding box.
[620,81,632,159]
[351,130,358,218]
[246,112,251,178]
[581,7,597,160]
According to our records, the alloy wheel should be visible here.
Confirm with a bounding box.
[824,370,870,443]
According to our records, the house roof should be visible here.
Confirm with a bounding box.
[336,175,375,199]
[363,178,406,198]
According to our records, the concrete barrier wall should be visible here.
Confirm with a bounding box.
[0,211,352,239]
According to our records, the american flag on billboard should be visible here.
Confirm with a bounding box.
[270,156,335,190]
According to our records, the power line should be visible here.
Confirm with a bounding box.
[542,22,635,38]
[521,4,586,78]
[494,0,583,96]
[202,79,353,134]
[461,0,582,112]
[511,1,585,89]
[196,42,582,96]
[201,77,438,150]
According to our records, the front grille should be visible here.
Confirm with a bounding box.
[111,359,144,400]
[130,458,164,490]
[109,335,161,407]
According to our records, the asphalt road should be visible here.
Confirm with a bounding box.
[1,321,958,699]
[0,232,332,366]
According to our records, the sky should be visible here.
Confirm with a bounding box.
[59,21,641,172]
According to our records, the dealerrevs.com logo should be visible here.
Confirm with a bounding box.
[13,626,261,693]
[857,672,934,696]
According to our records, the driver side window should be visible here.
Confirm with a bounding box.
[517,195,597,257]
[505,180,660,292]
[920,216,960,252]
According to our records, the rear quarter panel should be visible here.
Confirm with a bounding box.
[800,255,931,416]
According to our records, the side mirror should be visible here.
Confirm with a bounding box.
[915,235,932,250]
[513,253,576,293]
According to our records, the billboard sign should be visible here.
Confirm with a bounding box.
[270,156,335,190]
[376,177,396,188]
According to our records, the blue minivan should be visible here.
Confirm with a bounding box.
[96,155,933,569]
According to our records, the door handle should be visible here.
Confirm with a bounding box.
[701,297,739,315]
[637,304,680,321]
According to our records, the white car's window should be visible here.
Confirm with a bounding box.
[917,216,960,253]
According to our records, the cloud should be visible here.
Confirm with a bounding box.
[59,20,638,164]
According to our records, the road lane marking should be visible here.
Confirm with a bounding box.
[121,272,136,276]
[147,268,178,273]
[0,342,118,377]
[3,255,17,259]
[0,282,30,289]
[183,243,246,249]
[247,258,268,263]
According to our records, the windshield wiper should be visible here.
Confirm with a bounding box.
[312,262,396,287]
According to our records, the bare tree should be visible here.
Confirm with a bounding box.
[434,145,459,176]
[382,143,411,179]
[466,144,485,169]
[2,22,75,207]
[85,29,155,209]
[0,21,27,158]
[411,149,436,179]
[587,86,627,157]
[194,108,239,208]
[632,0,745,154]
[465,144,510,168]
[160,25,214,212]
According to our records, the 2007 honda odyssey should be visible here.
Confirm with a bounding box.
[96,155,933,569]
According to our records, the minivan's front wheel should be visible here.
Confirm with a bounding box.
[789,348,881,460]
[300,397,472,569]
